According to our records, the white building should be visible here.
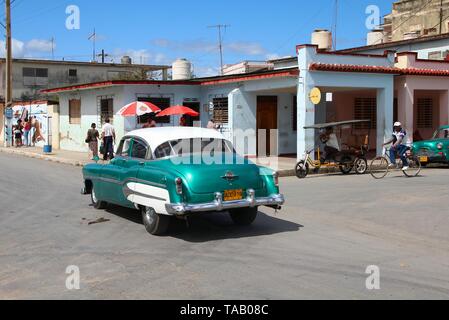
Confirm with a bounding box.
[41,68,299,156]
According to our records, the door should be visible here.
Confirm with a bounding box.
[257,96,278,156]
[99,137,142,207]
[183,102,201,127]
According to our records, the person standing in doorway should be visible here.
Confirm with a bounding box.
[101,118,116,161]
[86,123,100,160]
[23,118,31,147]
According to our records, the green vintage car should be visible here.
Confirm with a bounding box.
[413,125,449,166]
[82,127,285,235]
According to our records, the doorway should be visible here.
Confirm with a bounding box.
[183,102,201,127]
[257,96,278,156]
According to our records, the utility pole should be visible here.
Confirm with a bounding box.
[208,24,230,75]
[440,0,444,34]
[4,0,13,147]
[97,49,109,64]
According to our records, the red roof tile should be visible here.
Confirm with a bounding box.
[309,63,449,77]
[309,63,401,74]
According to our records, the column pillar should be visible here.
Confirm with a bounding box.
[0,103,4,145]
[397,81,414,141]
[439,90,449,126]
[297,80,316,161]
[377,86,394,155]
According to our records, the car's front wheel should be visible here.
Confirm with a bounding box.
[229,207,258,226]
[141,206,170,236]
[91,187,107,209]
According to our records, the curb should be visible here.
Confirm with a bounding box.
[0,147,301,177]
[0,147,87,167]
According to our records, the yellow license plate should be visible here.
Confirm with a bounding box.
[419,156,429,163]
[224,189,243,201]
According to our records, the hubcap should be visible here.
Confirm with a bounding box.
[144,207,155,225]
[356,160,367,172]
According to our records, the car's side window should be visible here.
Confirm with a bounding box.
[154,142,173,159]
[131,139,148,159]
[117,138,132,157]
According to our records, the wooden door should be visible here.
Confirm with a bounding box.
[257,96,278,156]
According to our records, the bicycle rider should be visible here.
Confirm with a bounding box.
[383,122,409,171]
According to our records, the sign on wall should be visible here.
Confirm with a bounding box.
[309,87,322,105]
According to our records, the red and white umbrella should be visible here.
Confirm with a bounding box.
[117,101,161,117]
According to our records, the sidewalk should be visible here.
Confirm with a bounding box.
[0,146,92,167]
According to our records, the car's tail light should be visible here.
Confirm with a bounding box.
[175,178,183,195]
[273,172,279,187]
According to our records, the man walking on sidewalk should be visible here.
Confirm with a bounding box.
[101,118,116,161]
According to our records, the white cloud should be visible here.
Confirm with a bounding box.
[0,38,55,58]
[225,42,266,55]
[265,53,282,61]
[25,39,54,53]
[112,48,171,65]
[152,38,268,56]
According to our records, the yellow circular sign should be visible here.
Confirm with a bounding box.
[309,87,322,105]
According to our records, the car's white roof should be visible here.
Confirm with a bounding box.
[126,127,229,151]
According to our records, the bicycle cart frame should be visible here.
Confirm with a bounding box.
[295,120,372,179]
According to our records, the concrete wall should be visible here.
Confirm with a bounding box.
[59,86,126,152]
[354,38,449,60]
[0,61,167,101]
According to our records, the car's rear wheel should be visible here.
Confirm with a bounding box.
[91,187,107,209]
[141,206,170,236]
[229,207,258,226]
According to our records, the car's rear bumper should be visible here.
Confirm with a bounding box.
[165,189,285,215]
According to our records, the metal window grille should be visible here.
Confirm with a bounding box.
[354,98,377,129]
[417,98,433,129]
[212,98,229,124]
[97,96,114,125]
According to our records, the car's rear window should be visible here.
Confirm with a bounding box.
[154,138,235,159]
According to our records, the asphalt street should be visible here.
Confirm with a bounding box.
[0,153,448,299]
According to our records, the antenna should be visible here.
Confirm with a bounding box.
[332,0,339,50]
[51,37,55,60]
[208,24,230,75]
[88,28,96,62]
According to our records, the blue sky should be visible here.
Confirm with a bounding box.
[1,0,392,76]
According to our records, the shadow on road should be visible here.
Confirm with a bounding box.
[104,205,303,242]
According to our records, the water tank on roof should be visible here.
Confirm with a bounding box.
[311,29,333,51]
[367,29,385,45]
[121,56,132,64]
[172,58,192,80]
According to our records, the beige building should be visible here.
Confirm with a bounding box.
[383,0,449,43]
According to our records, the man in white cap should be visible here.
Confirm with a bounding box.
[383,122,409,171]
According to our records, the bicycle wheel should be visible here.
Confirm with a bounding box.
[370,156,389,179]
[402,156,421,178]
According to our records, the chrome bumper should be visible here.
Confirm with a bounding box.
[165,189,285,215]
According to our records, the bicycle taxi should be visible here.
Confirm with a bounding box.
[295,120,372,179]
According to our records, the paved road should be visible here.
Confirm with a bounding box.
[0,153,449,300]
